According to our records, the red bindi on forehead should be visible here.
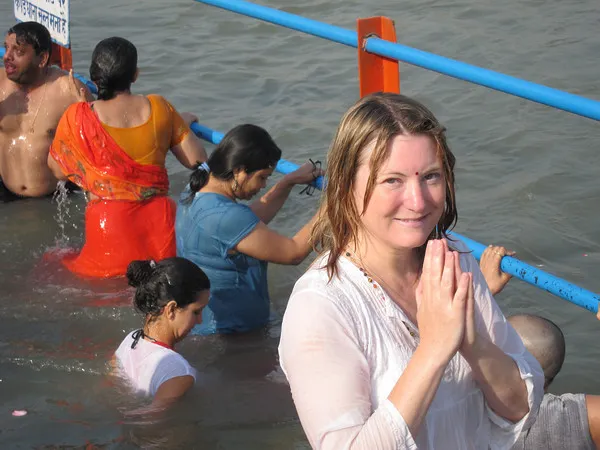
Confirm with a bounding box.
[415,172,419,176]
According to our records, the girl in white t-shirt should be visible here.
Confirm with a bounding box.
[115,257,210,405]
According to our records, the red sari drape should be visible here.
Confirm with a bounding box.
[49,102,176,278]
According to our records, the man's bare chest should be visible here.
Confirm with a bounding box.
[0,89,63,138]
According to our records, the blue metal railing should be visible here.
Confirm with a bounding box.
[451,233,599,313]
[0,14,600,313]
[194,0,600,122]
[195,122,599,313]
[187,1,600,310]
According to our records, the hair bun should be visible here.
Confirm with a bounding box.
[126,260,156,287]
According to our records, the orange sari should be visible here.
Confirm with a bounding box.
[49,102,176,278]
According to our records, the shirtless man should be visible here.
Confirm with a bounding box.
[0,21,91,200]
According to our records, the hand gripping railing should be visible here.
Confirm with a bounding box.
[191,123,324,189]
[1,21,598,312]
[193,0,600,122]
[187,0,600,311]
[194,122,599,313]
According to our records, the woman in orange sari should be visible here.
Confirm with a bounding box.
[48,37,207,278]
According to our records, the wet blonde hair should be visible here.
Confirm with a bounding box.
[312,92,457,279]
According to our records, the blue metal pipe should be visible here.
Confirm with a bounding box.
[3,43,597,312]
[449,232,599,313]
[195,121,599,314]
[364,39,600,121]
[194,0,600,121]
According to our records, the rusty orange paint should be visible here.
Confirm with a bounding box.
[49,43,72,71]
[357,17,400,97]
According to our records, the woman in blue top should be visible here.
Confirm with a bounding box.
[176,124,322,334]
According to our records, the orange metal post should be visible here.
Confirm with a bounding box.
[49,42,73,71]
[357,17,400,97]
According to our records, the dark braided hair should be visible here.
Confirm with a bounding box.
[89,37,137,100]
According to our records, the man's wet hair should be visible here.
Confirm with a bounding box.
[509,314,566,389]
[7,22,52,61]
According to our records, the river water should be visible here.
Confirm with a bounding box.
[1,0,600,447]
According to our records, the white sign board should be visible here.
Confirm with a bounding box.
[13,0,70,48]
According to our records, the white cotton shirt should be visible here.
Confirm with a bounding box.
[279,238,544,450]
[115,330,197,397]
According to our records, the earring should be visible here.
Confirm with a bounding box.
[232,179,239,192]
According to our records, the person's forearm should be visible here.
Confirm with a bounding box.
[185,136,207,168]
[462,339,529,422]
[47,154,68,181]
[584,395,600,448]
[250,176,294,224]
[283,213,319,265]
[387,345,449,437]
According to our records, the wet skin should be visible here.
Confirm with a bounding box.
[0,33,87,197]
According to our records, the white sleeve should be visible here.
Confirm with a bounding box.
[149,353,197,397]
[455,239,544,449]
[279,287,417,450]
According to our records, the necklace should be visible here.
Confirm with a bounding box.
[28,76,49,134]
[130,329,174,351]
[344,251,419,338]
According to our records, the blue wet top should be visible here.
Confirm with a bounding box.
[176,189,270,334]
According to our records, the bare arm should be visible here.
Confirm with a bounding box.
[250,178,294,224]
[74,78,94,102]
[235,214,317,265]
[170,112,207,169]
[122,375,195,418]
[66,70,94,103]
[47,153,68,181]
[171,132,207,169]
[585,395,600,448]
[152,375,195,408]
[250,161,322,224]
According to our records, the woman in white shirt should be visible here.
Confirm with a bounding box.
[115,257,209,406]
[278,92,544,449]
